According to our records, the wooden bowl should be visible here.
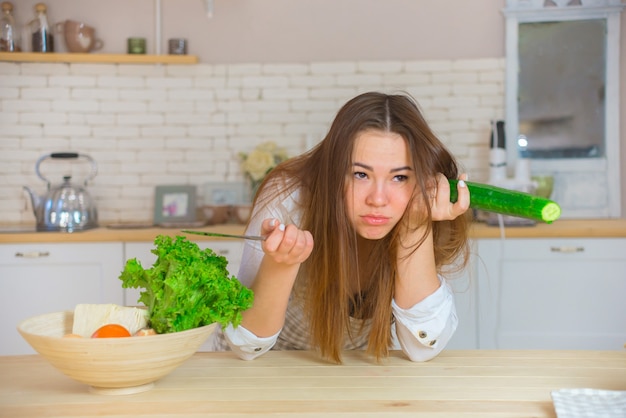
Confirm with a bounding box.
[17,311,217,395]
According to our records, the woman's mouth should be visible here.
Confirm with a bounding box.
[361,215,390,226]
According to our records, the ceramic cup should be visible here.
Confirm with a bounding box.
[168,38,187,55]
[55,20,104,53]
[127,37,146,54]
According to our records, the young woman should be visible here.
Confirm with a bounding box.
[216,91,471,363]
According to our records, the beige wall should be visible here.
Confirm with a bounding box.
[12,0,506,62]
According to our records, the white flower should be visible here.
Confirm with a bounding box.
[240,141,288,182]
[242,149,275,181]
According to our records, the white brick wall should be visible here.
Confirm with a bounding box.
[0,58,505,225]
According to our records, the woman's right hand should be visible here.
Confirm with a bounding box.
[260,218,314,266]
[238,219,314,338]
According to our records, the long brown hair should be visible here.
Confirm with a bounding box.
[253,92,471,363]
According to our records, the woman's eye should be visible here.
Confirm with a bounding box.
[393,174,409,182]
[354,171,368,180]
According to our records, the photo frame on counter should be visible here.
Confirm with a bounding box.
[202,182,248,205]
[153,185,197,225]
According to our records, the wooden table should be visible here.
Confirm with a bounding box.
[1,350,624,417]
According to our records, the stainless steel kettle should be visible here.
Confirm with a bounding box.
[23,152,99,232]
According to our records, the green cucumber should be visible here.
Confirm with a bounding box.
[448,179,561,224]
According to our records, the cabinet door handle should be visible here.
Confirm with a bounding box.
[15,251,50,258]
[217,249,230,256]
[550,246,584,253]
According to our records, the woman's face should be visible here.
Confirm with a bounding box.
[345,129,416,240]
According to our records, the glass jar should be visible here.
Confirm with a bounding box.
[30,2,53,52]
[0,1,20,52]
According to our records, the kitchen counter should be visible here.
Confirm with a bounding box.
[0,350,624,417]
[0,223,249,243]
[1,219,626,243]
[469,218,626,239]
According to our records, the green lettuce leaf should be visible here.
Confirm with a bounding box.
[119,235,253,334]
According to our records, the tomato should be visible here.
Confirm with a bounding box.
[91,324,131,338]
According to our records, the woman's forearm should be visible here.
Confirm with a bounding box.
[240,257,301,337]
[394,226,440,308]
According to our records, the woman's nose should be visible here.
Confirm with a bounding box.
[366,183,388,206]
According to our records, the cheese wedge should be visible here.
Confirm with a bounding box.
[72,304,149,337]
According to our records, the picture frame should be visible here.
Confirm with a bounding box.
[202,181,249,205]
[153,185,197,225]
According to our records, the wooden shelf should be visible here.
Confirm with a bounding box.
[0,52,198,64]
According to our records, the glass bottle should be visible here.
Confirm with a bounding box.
[0,1,20,52]
[30,2,53,53]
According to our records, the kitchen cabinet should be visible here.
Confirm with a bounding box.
[3,227,625,355]
[477,237,626,350]
[0,242,124,355]
[444,242,479,350]
[503,2,625,218]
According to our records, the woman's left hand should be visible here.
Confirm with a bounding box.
[429,173,470,221]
